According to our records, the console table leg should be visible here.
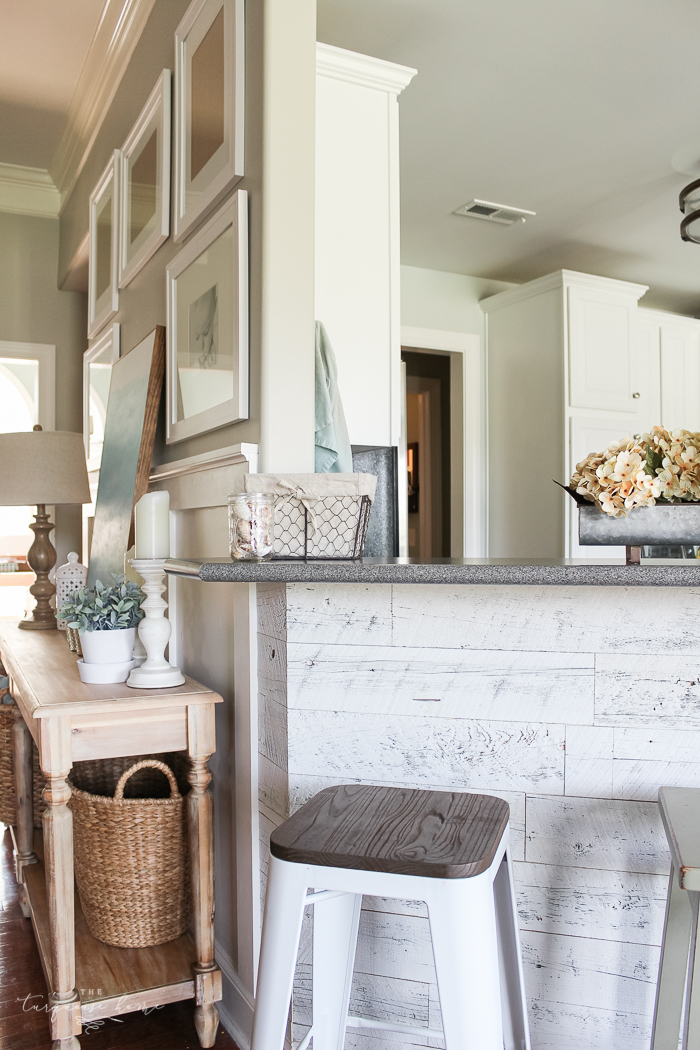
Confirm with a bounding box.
[13,706,37,916]
[188,747,221,1048]
[43,742,81,1049]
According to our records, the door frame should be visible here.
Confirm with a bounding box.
[0,340,55,430]
[401,326,485,557]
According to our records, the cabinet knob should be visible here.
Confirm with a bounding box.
[632,392,641,399]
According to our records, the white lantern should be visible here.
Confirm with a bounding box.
[55,552,87,631]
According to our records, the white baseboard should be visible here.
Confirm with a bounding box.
[216,939,254,1050]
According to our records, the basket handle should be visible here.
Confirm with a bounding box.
[114,759,179,800]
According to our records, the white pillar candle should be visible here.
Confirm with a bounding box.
[134,491,170,559]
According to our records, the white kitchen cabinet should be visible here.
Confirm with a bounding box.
[568,415,633,560]
[638,308,700,433]
[482,270,648,559]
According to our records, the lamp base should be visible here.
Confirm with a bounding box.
[19,504,57,631]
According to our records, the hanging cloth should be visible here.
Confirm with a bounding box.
[314,321,353,473]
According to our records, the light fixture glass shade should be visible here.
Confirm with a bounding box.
[0,430,91,506]
[679,178,700,243]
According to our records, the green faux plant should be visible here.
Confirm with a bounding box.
[57,575,145,635]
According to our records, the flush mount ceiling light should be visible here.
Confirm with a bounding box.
[679,179,700,243]
[453,199,536,225]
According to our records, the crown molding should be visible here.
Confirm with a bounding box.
[50,0,157,208]
[316,42,417,95]
[480,269,649,313]
[0,163,60,218]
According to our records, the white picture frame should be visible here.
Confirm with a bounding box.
[88,150,120,339]
[118,69,171,288]
[83,322,120,472]
[166,190,248,444]
[173,0,244,243]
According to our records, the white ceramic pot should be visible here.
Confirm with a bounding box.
[80,627,136,666]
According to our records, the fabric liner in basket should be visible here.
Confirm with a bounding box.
[243,472,377,559]
[68,758,191,948]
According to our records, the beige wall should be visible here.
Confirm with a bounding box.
[58,0,265,466]
[0,211,86,561]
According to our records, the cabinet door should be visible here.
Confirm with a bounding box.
[660,324,700,432]
[635,316,661,433]
[568,286,638,413]
[567,415,634,559]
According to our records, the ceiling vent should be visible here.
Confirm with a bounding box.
[453,199,536,225]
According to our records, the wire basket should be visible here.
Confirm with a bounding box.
[274,494,371,559]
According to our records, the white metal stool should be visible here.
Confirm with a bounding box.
[251,784,531,1050]
[652,786,700,1049]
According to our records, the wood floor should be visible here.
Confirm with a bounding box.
[0,826,239,1050]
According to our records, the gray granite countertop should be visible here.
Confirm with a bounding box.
[164,556,700,586]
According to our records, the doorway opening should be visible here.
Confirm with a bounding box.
[402,349,451,558]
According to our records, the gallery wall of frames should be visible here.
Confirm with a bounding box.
[85,0,248,452]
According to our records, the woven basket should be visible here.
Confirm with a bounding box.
[69,759,191,948]
[0,694,46,829]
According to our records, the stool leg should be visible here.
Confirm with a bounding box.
[682,890,700,1049]
[652,862,694,1050]
[312,891,362,1050]
[251,857,309,1050]
[494,849,531,1050]
[428,874,504,1050]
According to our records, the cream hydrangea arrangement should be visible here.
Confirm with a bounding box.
[570,426,700,517]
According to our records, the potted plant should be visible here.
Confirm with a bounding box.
[58,576,145,681]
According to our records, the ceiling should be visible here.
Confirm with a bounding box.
[317,0,700,315]
[0,0,104,169]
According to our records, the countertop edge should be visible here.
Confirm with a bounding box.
[164,558,700,586]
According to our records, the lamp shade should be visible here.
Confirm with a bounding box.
[0,430,91,506]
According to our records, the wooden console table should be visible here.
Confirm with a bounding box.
[0,624,223,1050]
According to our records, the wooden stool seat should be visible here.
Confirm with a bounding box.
[270,784,509,878]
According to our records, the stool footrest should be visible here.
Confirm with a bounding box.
[304,889,349,905]
[347,1015,445,1041]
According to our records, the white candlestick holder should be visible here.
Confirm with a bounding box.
[127,559,185,689]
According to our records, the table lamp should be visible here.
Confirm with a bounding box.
[0,426,91,630]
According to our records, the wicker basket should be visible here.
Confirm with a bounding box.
[69,758,191,948]
[0,692,46,829]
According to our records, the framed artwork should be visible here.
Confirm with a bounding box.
[84,322,120,472]
[118,70,171,288]
[88,150,120,339]
[87,327,165,589]
[166,190,248,444]
[173,0,244,242]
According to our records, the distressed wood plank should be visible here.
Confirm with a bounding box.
[288,643,593,724]
[522,929,659,1016]
[288,711,565,794]
[612,759,700,801]
[595,653,700,726]
[287,583,393,646]
[391,584,700,655]
[528,999,652,1050]
[514,860,668,944]
[526,795,669,873]
[257,582,287,641]
[293,963,430,1028]
[565,725,614,798]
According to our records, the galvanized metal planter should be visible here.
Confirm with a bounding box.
[578,503,700,546]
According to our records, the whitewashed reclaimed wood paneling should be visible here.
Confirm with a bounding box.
[256,582,700,1050]
[288,711,565,793]
[514,861,667,944]
[565,725,614,797]
[288,642,594,724]
[287,583,393,646]
[526,795,669,874]
[595,653,700,726]
[391,584,700,655]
